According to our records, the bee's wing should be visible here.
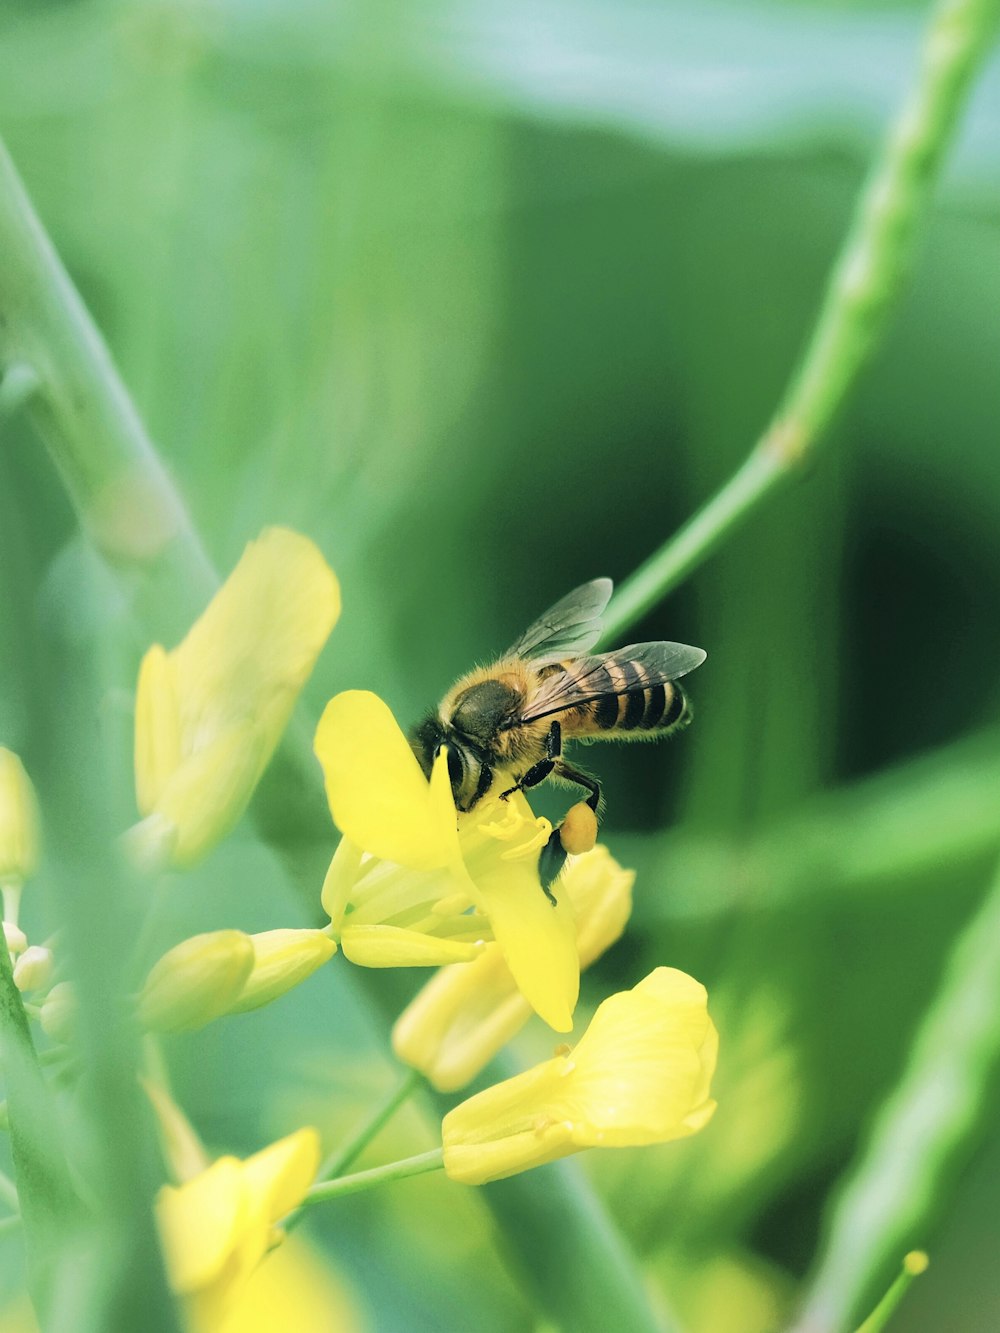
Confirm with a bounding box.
[517,641,707,723]
[505,578,614,660]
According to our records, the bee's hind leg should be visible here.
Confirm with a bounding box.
[550,759,602,816]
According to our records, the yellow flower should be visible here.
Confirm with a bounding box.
[0,748,39,886]
[133,528,340,869]
[140,928,337,1032]
[157,1128,320,1331]
[393,846,634,1090]
[314,690,579,1032]
[442,967,718,1185]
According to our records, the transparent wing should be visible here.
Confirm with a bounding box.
[505,578,614,660]
[517,641,707,723]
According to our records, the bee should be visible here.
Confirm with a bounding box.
[410,579,706,896]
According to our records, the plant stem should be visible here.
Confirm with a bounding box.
[855,1253,929,1333]
[0,931,81,1323]
[790,850,1000,1333]
[285,1066,423,1232]
[300,1148,444,1207]
[602,0,1000,642]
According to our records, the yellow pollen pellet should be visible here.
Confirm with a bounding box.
[558,803,598,856]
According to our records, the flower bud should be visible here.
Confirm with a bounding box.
[41,981,77,1044]
[3,922,27,956]
[226,929,337,1014]
[139,931,255,1033]
[13,945,53,992]
[0,749,39,884]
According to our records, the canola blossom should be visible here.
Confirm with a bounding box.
[132,528,340,868]
[156,1128,320,1331]
[393,845,634,1090]
[314,689,580,1032]
[442,967,718,1184]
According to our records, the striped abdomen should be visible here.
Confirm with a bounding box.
[561,658,691,739]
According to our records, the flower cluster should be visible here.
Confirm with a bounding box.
[2,526,718,1327]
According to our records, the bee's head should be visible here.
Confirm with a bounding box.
[409,715,479,809]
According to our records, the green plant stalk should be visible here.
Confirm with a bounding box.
[0,136,666,1333]
[285,1066,423,1233]
[301,1149,445,1206]
[602,0,1000,642]
[854,1253,929,1333]
[0,935,82,1324]
[791,853,1000,1333]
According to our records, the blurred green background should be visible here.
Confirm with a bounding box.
[2,0,1000,1329]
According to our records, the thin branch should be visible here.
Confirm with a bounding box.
[602,0,1000,642]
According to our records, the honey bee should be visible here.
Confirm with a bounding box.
[410,579,706,896]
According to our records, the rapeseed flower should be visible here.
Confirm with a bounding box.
[156,1128,319,1331]
[133,528,339,869]
[442,967,717,1184]
[393,845,634,1090]
[314,690,579,1032]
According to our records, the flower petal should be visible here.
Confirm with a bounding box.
[566,967,718,1145]
[242,1127,320,1224]
[158,1158,247,1293]
[314,692,457,871]
[392,944,532,1091]
[134,645,181,818]
[174,528,340,745]
[341,924,484,967]
[463,853,578,1033]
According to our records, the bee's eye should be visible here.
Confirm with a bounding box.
[447,747,466,790]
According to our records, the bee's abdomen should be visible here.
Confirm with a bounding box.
[579,659,690,735]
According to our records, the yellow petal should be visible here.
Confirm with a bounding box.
[139,931,255,1033]
[567,967,718,1145]
[154,724,270,868]
[392,944,531,1091]
[313,692,457,871]
[320,838,364,929]
[134,645,181,818]
[157,1157,247,1293]
[136,528,339,868]
[174,528,340,749]
[462,853,578,1033]
[563,846,634,969]
[340,924,484,967]
[442,1059,576,1185]
[0,748,40,883]
[441,967,718,1184]
[228,930,336,1014]
[242,1128,320,1224]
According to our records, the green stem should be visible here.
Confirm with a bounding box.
[602,0,1000,642]
[854,1253,929,1333]
[0,931,81,1322]
[791,852,1000,1333]
[300,1148,444,1207]
[0,1214,22,1237]
[284,1066,423,1232]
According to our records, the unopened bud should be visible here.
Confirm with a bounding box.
[14,945,53,992]
[227,928,336,1014]
[3,922,27,956]
[139,930,255,1033]
[0,749,39,884]
[41,982,77,1044]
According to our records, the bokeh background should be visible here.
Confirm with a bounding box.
[2,0,1000,1329]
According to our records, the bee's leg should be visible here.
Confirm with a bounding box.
[459,762,494,813]
[550,760,602,815]
[500,723,562,801]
